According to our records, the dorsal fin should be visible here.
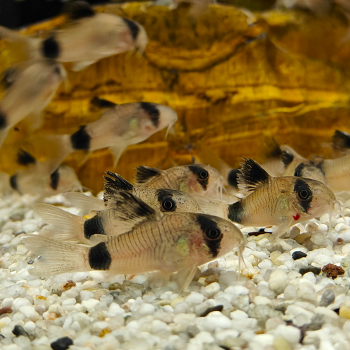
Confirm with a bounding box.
[106,191,157,223]
[281,150,294,168]
[264,138,282,160]
[135,166,161,185]
[237,158,270,193]
[65,1,95,20]
[2,67,17,89]
[17,149,36,166]
[332,130,350,151]
[90,97,117,109]
[103,171,134,207]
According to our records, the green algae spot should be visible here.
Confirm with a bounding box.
[176,238,189,256]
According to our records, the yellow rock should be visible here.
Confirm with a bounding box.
[273,337,292,350]
[339,305,350,319]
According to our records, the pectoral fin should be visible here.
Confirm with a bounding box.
[109,145,126,167]
[269,219,294,242]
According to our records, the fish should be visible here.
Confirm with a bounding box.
[23,192,245,291]
[0,60,66,148]
[135,164,224,199]
[229,158,338,241]
[63,171,204,216]
[0,1,148,71]
[44,97,178,168]
[9,149,81,197]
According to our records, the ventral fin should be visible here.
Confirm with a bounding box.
[332,130,350,152]
[65,1,95,20]
[109,145,126,167]
[90,97,117,109]
[135,166,161,185]
[237,158,270,193]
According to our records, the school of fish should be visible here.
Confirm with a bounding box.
[0,1,347,291]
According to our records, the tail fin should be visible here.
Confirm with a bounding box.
[63,192,105,215]
[34,203,86,243]
[0,26,29,44]
[23,236,88,276]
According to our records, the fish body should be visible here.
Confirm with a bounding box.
[322,155,350,193]
[10,150,81,197]
[228,158,337,240]
[0,60,65,147]
[24,193,245,290]
[135,164,223,198]
[0,2,147,71]
[47,98,177,168]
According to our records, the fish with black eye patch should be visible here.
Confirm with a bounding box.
[23,192,245,292]
[134,164,224,199]
[39,98,178,170]
[226,158,338,241]
[0,1,148,72]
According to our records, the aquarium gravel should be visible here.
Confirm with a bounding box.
[0,192,350,350]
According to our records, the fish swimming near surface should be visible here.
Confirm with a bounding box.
[0,60,66,148]
[135,164,224,199]
[228,158,338,241]
[9,149,81,198]
[23,191,245,291]
[0,1,148,71]
[43,97,178,169]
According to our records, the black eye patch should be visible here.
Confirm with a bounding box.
[188,165,209,190]
[140,102,160,128]
[196,215,222,258]
[293,179,312,213]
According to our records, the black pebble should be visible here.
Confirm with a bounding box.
[12,325,29,338]
[51,336,73,350]
[333,308,340,315]
[292,251,307,260]
[299,266,321,276]
[200,305,224,317]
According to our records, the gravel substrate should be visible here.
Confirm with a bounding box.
[1,192,350,350]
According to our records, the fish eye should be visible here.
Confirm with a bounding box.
[298,188,312,201]
[205,227,222,240]
[162,198,176,211]
[198,169,209,180]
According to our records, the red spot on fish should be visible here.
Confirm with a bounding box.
[293,213,300,221]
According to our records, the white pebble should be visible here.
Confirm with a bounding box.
[19,305,40,321]
[204,282,220,296]
[138,303,156,316]
[201,311,232,331]
[23,321,36,333]
[81,299,100,309]
[269,270,288,294]
[274,324,301,344]
[12,298,31,310]
[185,292,204,304]
[230,310,248,319]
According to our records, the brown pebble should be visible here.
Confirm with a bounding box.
[62,280,76,290]
[205,275,220,284]
[322,263,345,279]
[337,238,345,245]
[0,307,12,316]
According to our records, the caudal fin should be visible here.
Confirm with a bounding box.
[34,203,87,243]
[23,236,88,276]
[63,192,105,215]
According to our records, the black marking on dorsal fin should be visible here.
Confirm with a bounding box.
[332,130,350,151]
[84,215,105,239]
[50,168,60,190]
[135,166,161,185]
[70,125,91,151]
[228,201,243,224]
[65,1,95,20]
[10,174,18,192]
[227,169,240,189]
[17,149,36,166]
[281,150,294,168]
[196,214,222,258]
[90,97,117,109]
[294,162,305,177]
[103,172,134,207]
[88,242,111,270]
[108,191,156,221]
[41,37,60,59]
[104,171,133,192]
[140,102,160,128]
[238,158,270,192]
[122,18,140,41]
